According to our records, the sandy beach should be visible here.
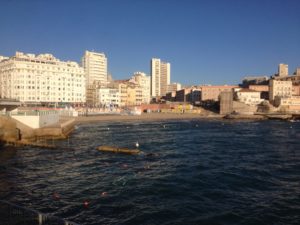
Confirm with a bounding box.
[74,112,223,124]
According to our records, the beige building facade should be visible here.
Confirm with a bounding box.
[200,85,237,101]
[150,58,170,97]
[0,51,85,104]
[114,80,143,106]
[131,72,151,104]
[167,82,181,93]
[269,80,292,101]
[278,63,288,77]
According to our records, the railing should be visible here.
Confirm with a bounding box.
[0,200,79,225]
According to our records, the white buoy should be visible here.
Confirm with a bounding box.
[135,141,139,148]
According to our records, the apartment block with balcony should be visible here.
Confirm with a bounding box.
[0,51,85,105]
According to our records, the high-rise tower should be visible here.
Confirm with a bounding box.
[82,51,108,86]
[150,58,170,97]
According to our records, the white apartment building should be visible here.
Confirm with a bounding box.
[235,89,263,105]
[269,79,292,101]
[0,52,85,104]
[82,50,107,86]
[131,72,151,104]
[96,88,120,107]
[151,58,170,97]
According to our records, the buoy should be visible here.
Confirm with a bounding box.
[163,125,166,128]
[83,200,89,208]
[144,165,150,169]
[107,127,110,130]
[135,141,139,148]
[53,192,60,200]
[101,191,108,197]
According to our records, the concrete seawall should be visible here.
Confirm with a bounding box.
[0,116,76,145]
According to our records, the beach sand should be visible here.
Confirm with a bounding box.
[74,113,223,124]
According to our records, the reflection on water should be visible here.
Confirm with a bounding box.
[0,120,300,225]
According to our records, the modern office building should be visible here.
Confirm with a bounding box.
[0,51,85,104]
[150,58,170,97]
[82,51,107,86]
[131,72,151,104]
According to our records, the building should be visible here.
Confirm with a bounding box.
[242,76,269,87]
[0,51,85,105]
[82,51,107,86]
[220,91,233,115]
[190,88,202,104]
[274,73,300,85]
[274,96,300,111]
[96,88,120,107]
[131,72,151,104]
[278,63,288,77]
[114,80,142,106]
[176,88,192,102]
[200,85,238,101]
[248,85,269,99]
[150,58,170,97]
[165,91,176,102]
[269,79,292,102]
[292,85,300,96]
[234,88,263,106]
[167,82,181,93]
[82,51,108,106]
[294,68,300,76]
[0,56,8,62]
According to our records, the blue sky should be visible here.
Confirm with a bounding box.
[1,0,299,85]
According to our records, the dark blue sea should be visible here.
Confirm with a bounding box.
[1,119,300,225]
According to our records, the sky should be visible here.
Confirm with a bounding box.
[0,0,299,85]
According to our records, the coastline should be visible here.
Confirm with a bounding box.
[73,113,224,124]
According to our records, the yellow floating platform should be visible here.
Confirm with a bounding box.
[97,145,141,155]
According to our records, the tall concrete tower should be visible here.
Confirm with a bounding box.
[82,51,108,86]
[278,63,288,77]
[150,58,170,97]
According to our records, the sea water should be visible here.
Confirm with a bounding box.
[0,119,299,225]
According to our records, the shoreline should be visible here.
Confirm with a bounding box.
[73,113,224,124]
